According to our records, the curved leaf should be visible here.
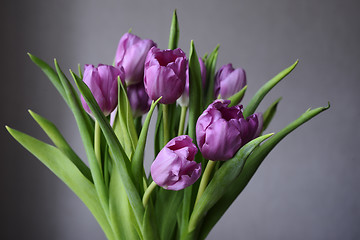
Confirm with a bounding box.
[243,60,298,117]
[198,103,330,239]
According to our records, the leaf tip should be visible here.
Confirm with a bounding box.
[326,101,331,109]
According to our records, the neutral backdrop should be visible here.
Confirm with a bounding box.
[1,0,359,239]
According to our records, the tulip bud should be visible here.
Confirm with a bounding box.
[115,33,157,85]
[144,47,187,104]
[81,64,124,116]
[214,63,246,99]
[177,57,207,107]
[150,135,201,191]
[127,81,152,118]
[196,99,260,161]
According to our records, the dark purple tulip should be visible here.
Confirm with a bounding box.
[127,81,152,118]
[214,63,246,99]
[177,57,207,107]
[115,33,157,85]
[196,99,260,161]
[144,47,187,104]
[81,64,124,116]
[151,135,201,191]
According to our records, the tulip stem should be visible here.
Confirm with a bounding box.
[178,106,187,136]
[142,181,157,207]
[195,160,216,205]
[94,121,102,171]
[162,104,170,143]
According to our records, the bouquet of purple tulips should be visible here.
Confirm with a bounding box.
[7,10,329,240]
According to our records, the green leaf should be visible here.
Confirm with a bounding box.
[109,165,140,240]
[227,85,248,107]
[131,97,162,193]
[28,110,92,182]
[262,97,282,133]
[188,134,273,235]
[143,199,159,240]
[204,45,220,107]
[168,9,179,50]
[188,40,203,142]
[113,79,138,158]
[73,70,145,228]
[198,103,330,240]
[155,189,183,240]
[6,127,115,240]
[28,53,68,105]
[56,61,110,219]
[243,60,298,118]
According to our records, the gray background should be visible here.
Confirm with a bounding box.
[1,0,359,239]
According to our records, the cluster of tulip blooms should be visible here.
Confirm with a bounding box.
[7,11,329,240]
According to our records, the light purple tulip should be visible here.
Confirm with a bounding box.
[81,64,124,116]
[127,81,152,118]
[196,99,260,161]
[177,57,207,107]
[151,135,201,191]
[214,63,246,99]
[115,33,157,85]
[144,47,187,104]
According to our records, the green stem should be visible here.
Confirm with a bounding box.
[142,181,157,207]
[178,106,188,136]
[195,160,216,205]
[162,104,170,144]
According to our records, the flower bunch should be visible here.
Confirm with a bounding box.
[6,10,329,240]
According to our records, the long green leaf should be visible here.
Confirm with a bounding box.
[180,40,203,240]
[262,97,282,133]
[55,61,110,220]
[198,103,330,239]
[168,9,179,50]
[109,165,140,240]
[188,134,273,236]
[29,54,94,138]
[243,60,298,117]
[72,70,145,228]
[188,40,203,142]
[131,97,162,193]
[28,53,68,105]
[155,190,183,240]
[28,110,92,182]
[6,127,115,240]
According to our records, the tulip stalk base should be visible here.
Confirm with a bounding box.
[195,160,217,205]
[142,181,157,207]
[178,106,187,136]
[162,104,170,144]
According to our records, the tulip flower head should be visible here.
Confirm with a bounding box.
[81,64,124,116]
[214,63,246,99]
[144,47,187,104]
[115,33,157,85]
[196,99,261,161]
[127,81,152,118]
[151,135,201,191]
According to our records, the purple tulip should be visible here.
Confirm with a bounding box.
[115,33,157,85]
[214,63,246,99]
[151,135,201,191]
[144,47,187,104]
[177,57,207,107]
[196,99,260,161]
[81,64,125,116]
[127,81,152,118]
